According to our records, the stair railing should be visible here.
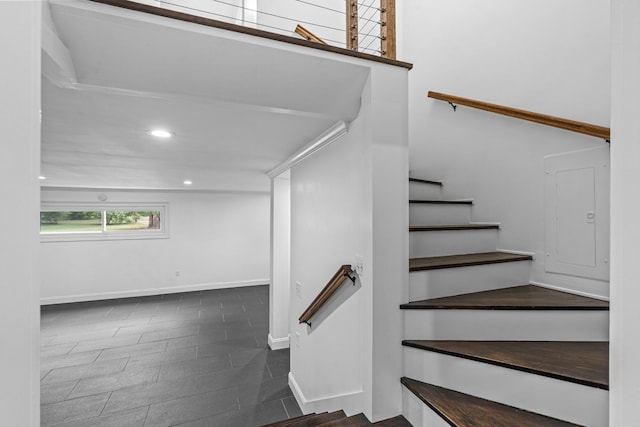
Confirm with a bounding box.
[345,0,396,59]
[90,0,408,67]
[298,265,356,327]
[428,91,610,141]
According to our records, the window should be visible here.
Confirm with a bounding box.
[40,203,168,241]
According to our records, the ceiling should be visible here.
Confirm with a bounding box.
[41,0,370,192]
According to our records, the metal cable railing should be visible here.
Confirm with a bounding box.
[141,0,396,58]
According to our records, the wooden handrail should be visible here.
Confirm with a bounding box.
[428,91,610,140]
[294,24,327,45]
[299,265,356,327]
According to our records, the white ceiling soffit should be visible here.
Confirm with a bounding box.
[41,0,370,192]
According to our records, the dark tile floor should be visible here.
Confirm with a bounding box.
[40,285,302,426]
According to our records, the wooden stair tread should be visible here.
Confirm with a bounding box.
[409,199,472,205]
[372,415,412,426]
[409,177,443,186]
[402,340,609,389]
[263,411,345,427]
[400,285,609,310]
[410,224,499,231]
[318,413,369,426]
[410,251,532,271]
[261,414,322,427]
[401,377,583,427]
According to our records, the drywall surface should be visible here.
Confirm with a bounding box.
[289,64,408,421]
[0,2,41,424]
[290,94,370,417]
[270,172,291,349]
[40,189,270,302]
[610,0,640,424]
[403,0,610,297]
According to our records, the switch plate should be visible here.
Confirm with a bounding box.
[355,255,364,276]
[295,281,302,299]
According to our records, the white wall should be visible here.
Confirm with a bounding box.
[289,63,408,421]
[290,93,371,417]
[402,0,611,298]
[270,172,291,349]
[0,2,41,424]
[610,0,640,424]
[41,189,270,303]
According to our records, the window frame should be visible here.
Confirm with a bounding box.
[40,202,169,242]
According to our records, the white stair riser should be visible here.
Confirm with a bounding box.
[402,387,450,427]
[409,262,531,301]
[409,182,443,200]
[409,229,498,258]
[403,310,609,341]
[403,347,608,427]
[409,204,471,226]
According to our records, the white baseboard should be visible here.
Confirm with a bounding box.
[289,372,365,416]
[530,280,610,301]
[268,334,290,350]
[40,279,270,305]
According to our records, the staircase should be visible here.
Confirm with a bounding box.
[401,177,609,426]
[263,411,411,426]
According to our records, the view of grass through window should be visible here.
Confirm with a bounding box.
[40,211,102,233]
[106,211,161,231]
[40,210,161,233]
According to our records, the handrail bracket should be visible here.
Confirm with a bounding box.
[448,101,457,112]
[345,271,356,285]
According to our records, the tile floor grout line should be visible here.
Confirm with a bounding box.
[143,405,151,426]
[281,397,291,419]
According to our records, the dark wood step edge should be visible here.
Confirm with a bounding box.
[318,413,370,426]
[372,415,412,426]
[261,414,319,427]
[409,252,533,272]
[409,199,473,205]
[400,300,610,310]
[409,177,443,186]
[262,411,343,427]
[401,341,608,389]
[400,377,582,427]
[410,224,499,231]
[400,284,610,310]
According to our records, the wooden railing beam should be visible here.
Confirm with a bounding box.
[428,91,610,140]
[294,24,327,45]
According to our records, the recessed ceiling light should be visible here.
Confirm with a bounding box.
[38,176,46,180]
[148,129,174,138]
[183,180,193,186]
